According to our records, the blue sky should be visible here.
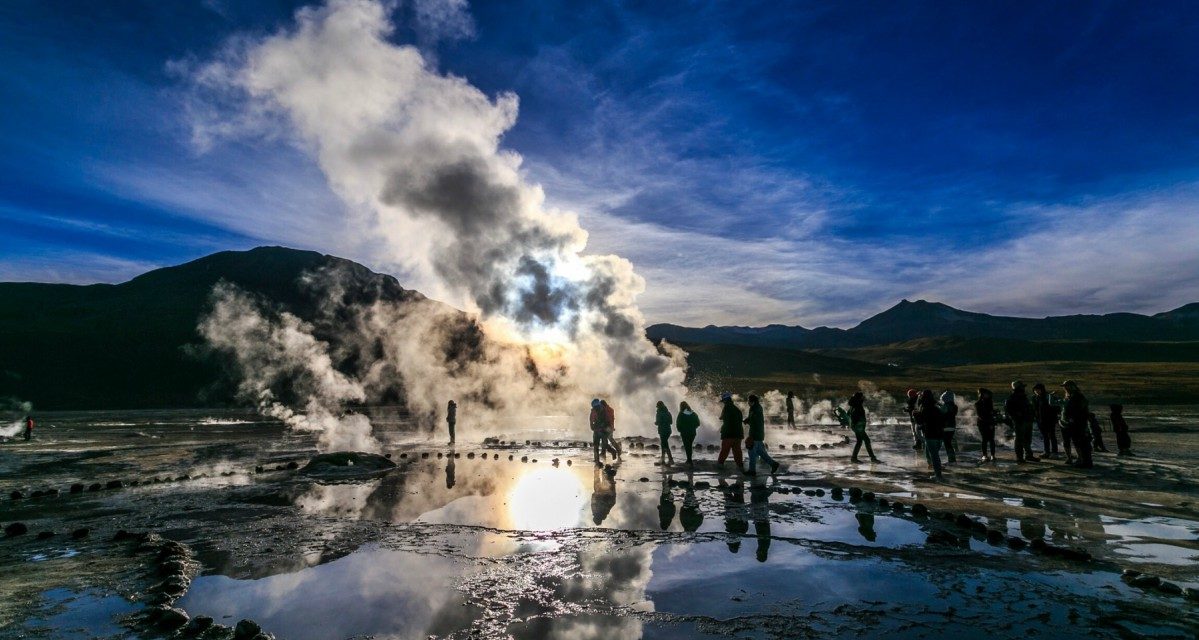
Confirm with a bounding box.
[2,0,1198,326]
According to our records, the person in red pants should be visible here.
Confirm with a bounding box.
[716,392,744,469]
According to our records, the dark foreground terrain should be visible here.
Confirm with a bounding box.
[1,407,1197,639]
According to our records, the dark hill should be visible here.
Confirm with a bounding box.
[0,247,422,410]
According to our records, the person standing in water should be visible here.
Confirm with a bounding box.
[23,415,34,441]
[590,399,620,464]
[847,392,880,463]
[446,400,457,444]
[1110,404,1133,456]
[716,392,745,470]
[1060,380,1092,468]
[785,391,797,428]
[915,389,945,479]
[655,401,675,465]
[743,394,779,476]
[939,391,958,464]
[905,389,922,450]
[676,401,701,467]
[1004,381,1038,463]
[974,388,998,463]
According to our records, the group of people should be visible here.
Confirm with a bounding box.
[902,379,1133,480]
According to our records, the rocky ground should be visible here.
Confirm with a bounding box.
[1,408,1197,639]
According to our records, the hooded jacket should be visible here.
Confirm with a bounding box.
[1004,389,1033,422]
[719,400,744,439]
[914,394,944,439]
[939,392,957,432]
[746,402,765,442]
[975,396,996,428]
[676,410,700,436]
[655,405,673,436]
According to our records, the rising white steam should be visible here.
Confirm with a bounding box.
[189,0,688,446]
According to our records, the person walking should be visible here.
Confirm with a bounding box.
[914,389,945,480]
[847,392,880,463]
[743,394,779,476]
[590,399,620,464]
[939,391,958,464]
[905,389,922,449]
[446,400,457,444]
[1032,384,1060,458]
[655,401,675,465]
[717,392,745,470]
[1060,380,1093,468]
[785,391,797,428]
[1110,404,1133,456]
[1004,381,1038,463]
[974,388,998,463]
[676,401,701,467]
[23,415,34,441]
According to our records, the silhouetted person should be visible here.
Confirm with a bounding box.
[905,388,922,449]
[1110,404,1133,456]
[974,388,997,463]
[847,392,879,463]
[657,477,676,530]
[1088,411,1109,452]
[1005,381,1038,463]
[914,389,944,480]
[591,466,617,525]
[1060,380,1093,469]
[856,512,877,542]
[676,401,700,467]
[23,415,33,441]
[938,391,958,464]
[446,400,457,444]
[720,478,747,553]
[785,391,797,428]
[743,395,779,476]
[679,472,704,532]
[590,399,619,464]
[445,457,456,489]
[717,392,745,469]
[1031,383,1060,457]
[655,401,675,465]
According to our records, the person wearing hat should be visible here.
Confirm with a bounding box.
[1004,381,1038,463]
[590,399,620,464]
[716,392,745,469]
[1031,383,1060,458]
[1059,380,1093,468]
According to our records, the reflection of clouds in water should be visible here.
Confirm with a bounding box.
[181,547,477,640]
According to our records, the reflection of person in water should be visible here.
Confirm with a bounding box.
[750,482,773,562]
[591,466,617,526]
[856,512,877,542]
[658,475,676,530]
[720,478,747,553]
[445,457,455,489]
[679,472,704,532]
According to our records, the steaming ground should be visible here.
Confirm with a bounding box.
[2,408,1197,639]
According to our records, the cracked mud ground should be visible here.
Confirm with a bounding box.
[1,407,1197,639]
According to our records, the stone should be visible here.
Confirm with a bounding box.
[156,607,189,630]
[911,503,928,517]
[861,491,875,502]
[9,490,22,500]
[234,619,263,640]
[5,522,28,536]
[301,452,396,478]
[955,514,974,529]
[184,616,214,634]
[88,483,102,492]
[1029,537,1048,552]
[70,483,85,494]
[285,461,299,470]
[986,529,1005,544]
[36,530,54,539]
[1156,581,1182,595]
[159,559,188,576]
[1007,536,1027,549]
[71,527,89,539]
[106,480,124,489]
[1130,574,1160,589]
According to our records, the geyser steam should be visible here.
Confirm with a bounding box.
[190,0,687,446]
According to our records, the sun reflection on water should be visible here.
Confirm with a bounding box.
[507,467,586,530]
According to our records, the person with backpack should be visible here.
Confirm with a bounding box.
[1004,381,1038,463]
[716,392,745,470]
[1110,404,1133,456]
[974,389,998,463]
[847,392,880,463]
[590,399,620,464]
[743,394,779,476]
[1060,380,1093,468]
[676,401,701,467]
[1032,383,1060,458]
[939,391,958,464]
[655,401,675,465]
[914,389,945,480]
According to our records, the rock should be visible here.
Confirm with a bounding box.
[71,528,90,539]
[437,452,444,459]
[970,521,988,534]
[31,490,45,498]
[1183,586,1199,601]
[106,480,124,489]
[876,498,889,508]
[156,607,189,630]
[911,503,928,517]
[1156,581,1182,595]
[831,488,844,500]
[184,616,214,634]
[399,453,408,459]
[9,490,22,500]
[36,530,54,539]
[467,452,475,459]
[639,477,649,482]
[986,529,1005,544]
[113,530,138,541]
[1121,569,1142,579]
[159,560,187,576]
[1029,537,1048,552]
[808,444,818,450]
[955,514,974,529]
[1007,536,1027,549]
[861,491,875,502]
[508,455,514,460]
[421,453,429,459]
[848,487,863,501]
[88,483,102,491]
[1130,574,1160,589]
[815,489,825,497]
[891,502,904,514]
[804,490,817,497]
[301,452,397,478]
[70,483,85,494]
[285,461,299,470]
[234,619,263,640]
[5,522,28,537]
[694,481,711,489]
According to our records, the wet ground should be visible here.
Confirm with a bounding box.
[2,407,1198,639]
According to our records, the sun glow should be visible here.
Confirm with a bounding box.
[506,467,586,530]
